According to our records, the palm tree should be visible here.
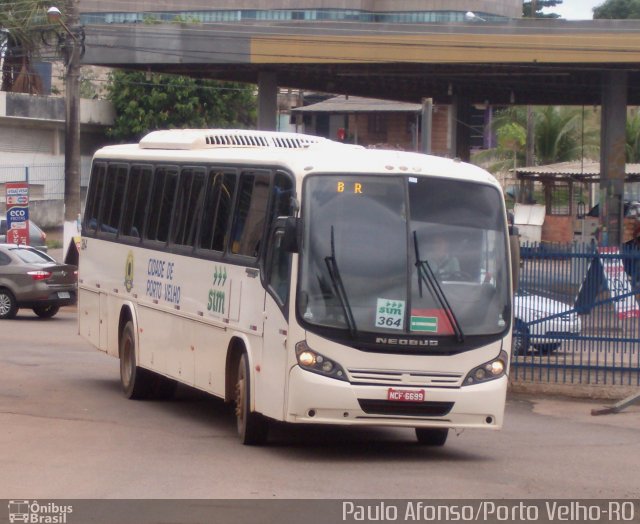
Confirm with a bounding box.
[1,0,51,94]
[472,105,599,173]
[534,106,598,164]
[625,108,640,162]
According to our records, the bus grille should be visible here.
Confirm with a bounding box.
[357,399,454,417]
[348,368,463,388]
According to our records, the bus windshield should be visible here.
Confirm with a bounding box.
[297,174,510,346]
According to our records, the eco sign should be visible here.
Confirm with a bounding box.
[5,182,29,246]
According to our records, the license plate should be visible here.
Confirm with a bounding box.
[58,291,71,299]
[387,388,425,402]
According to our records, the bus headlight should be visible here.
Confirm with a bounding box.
[463,351,508,386]
[295,341,348,381]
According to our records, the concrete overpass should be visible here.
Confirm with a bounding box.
[82,18,640,245]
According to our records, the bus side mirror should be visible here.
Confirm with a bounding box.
[281,217,300,253]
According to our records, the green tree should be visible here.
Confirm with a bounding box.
[472,106,598,173]
[496,120,527,171]
[625,109,640,161]
[106,70,257,142]
[593,0,640,19]
[1,0,50,93]
[523,0,563,18]
[534,106,587,164]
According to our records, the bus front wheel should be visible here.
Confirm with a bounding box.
[235,353,268,445]
[415,427,448,446]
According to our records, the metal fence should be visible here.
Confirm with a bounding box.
[512,242,640,387]
[0,160,91,200]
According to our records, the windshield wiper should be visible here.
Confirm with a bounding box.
[325,226,358,338]
[413,231,464,343]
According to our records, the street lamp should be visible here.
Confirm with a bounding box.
[465,11,487,22]
[47,7,82,44]
[46,3,85,261]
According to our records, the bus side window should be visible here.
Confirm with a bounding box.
[267,171,295,230]
[121,164,152,240]
[199,170,237,253]
[98,163,127,236]
[84,162,107,236]
[171,167,205,247]
[266,228,291,305]
[230,171,271,257]
[146,166,178,244]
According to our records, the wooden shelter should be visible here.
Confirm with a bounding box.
[513,161,640,243]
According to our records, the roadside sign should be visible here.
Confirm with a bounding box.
[598,247,640,320]
[5,182,29,246]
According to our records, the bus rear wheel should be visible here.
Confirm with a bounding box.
[415,428,448,446]
[235,353,268,445]
[119,320,154,399]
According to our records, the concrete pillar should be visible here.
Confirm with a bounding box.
[452,95,471,162]
[257,71,278,131]
[600,71,627,247]
[420,98,432,154]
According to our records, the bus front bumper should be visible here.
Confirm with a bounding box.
[286,366,507,429]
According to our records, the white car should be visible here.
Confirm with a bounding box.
[513,290,581,355]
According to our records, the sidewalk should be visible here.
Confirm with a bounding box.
[44,226,64,262]
[513,392,640,431]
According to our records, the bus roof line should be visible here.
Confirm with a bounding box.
[139,129,330,150]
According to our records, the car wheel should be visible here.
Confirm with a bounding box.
[415,428,448,446]
[512,319,530,356]
[33,305,60,319]
[0,288,18,319]
[533,342,561,354]
[235,352,268,445]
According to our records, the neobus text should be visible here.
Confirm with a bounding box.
[375,337,439,346]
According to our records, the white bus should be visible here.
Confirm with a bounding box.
[79,129,515,446]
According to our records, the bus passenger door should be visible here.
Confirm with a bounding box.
[259,226,292,420]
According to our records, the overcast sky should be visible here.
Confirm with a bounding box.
[542,0,604,20]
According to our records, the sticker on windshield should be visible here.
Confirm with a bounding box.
[376,298,405,330]
[410,316,438,332]
[411,309,454,334]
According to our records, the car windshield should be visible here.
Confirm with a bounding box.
[297,174,511,347]
[10,247,55,264]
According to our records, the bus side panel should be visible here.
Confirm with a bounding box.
[192,321,230,398]
[100,292,110,354]
[78,288,102,351]
[255,293,289,420]
[137,306,171,378]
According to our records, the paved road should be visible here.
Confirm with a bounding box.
[1,307,639,500]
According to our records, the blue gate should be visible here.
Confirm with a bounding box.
[512,242,640,386]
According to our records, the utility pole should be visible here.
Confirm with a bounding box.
[63,0,81,224]
[524,0,537,204]
[48,0,83,261]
